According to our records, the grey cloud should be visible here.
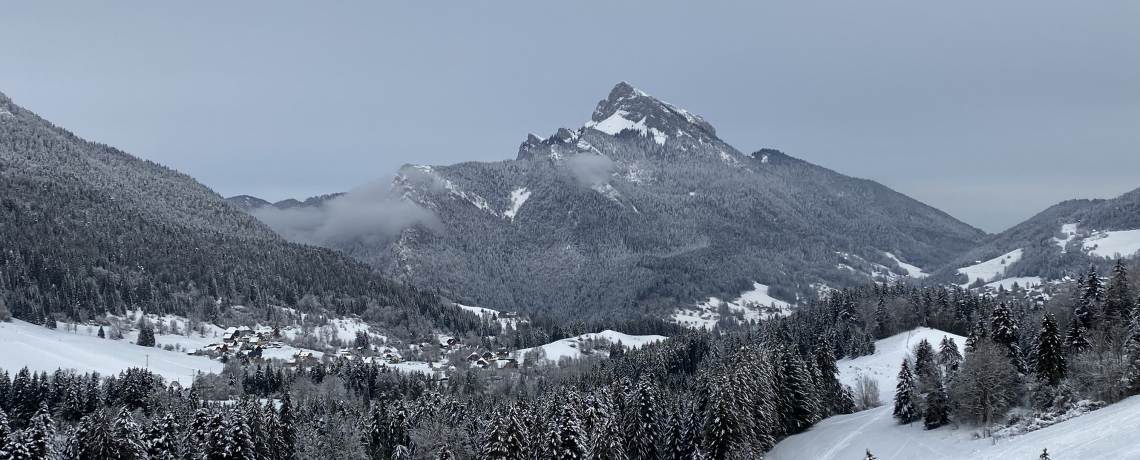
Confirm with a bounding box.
[566,154,615,187]
[252,180,438,245]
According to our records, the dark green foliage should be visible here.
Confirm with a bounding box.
[923,384,950,429]
[1105,260,1133,323]
[1034,314,1067,386]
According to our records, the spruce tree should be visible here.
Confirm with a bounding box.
[912,339,938,391]
[1040,448,1050,459]
[703,371,743,460]
[922,384,950,429]
[937,336,962,375]
[147,412,183,459]
[110,407,147,460]
[552,403,588,460]
[0,408,10,459]
[865,449,877,460]
[1065,316,1090,355]
[1034,313,1067,386]
[1105,260,1133,324]
[893,359,920,424]
[1124,305,1140,392]
[481,412,512,460]
[590,417,628,460]
[97,326,105,339]
[625,379,659,460]
[1080,265,1103,328]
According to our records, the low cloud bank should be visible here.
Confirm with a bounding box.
[252,180,437,245]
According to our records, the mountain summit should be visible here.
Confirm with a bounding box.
[586,82,718,142]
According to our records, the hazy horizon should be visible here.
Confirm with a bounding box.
[2,2,1137,233]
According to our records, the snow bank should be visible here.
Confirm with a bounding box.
[957,249,1023,286]
[1084,229,1140,259]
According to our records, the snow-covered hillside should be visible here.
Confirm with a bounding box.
[770,327,1138,459]
[1084,229,1140,259]
[958,249,1022,286]
[672,282,793,328]
[515,330,665,365]
[0,319,216,386]
[768,393,1140,460]
[837,328,966,404]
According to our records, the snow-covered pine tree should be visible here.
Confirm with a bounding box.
[874,296,890,339]
[1034,313,1067,387]
[65,408,112,459]
[0,408,10,459]
[965,317,987,354]
[814,335,847,416]
[110,406,147,460]
[589,416,629,460]
[775,348,821,435]
[1124,305,1140,392]
[481,412,512,460]
[1065,316,1090,355]
[8,403,53,460]
[1080,265,1104,328]
[922,383,950,429]
[893,359,920,424]
[136,320,156,347]
[552,402,588,460]
[912,339,938,391]
[1105,260,1133,324]
[702,370,743,460]
[991,303,1024,371]
[147,412,183,459]
[97,326,105,339]
[937,336,962,375]
[625,378,660,460]
[277,391,297,459]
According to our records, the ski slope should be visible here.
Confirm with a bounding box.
[0,319,217,386]
[884,252,929,278]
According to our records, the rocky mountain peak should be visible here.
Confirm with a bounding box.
[585,82,718,142]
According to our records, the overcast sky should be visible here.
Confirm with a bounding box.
[2,2,1137,233]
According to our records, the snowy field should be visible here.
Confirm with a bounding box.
[672,282,793,328]
[957,249,1022,286]
[884,252,929,278]
[1054,223,1079,252]
[768,393,1140,460]
[1084,229,1140,259]
[0,319,217,386]
[457,304,523,330]
[983,276,1043,291]
[515,330,665,365]
[837,328,966,404]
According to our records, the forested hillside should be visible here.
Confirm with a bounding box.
[0,91,478,341]
[6,258,1137,459]
[236,83,987,322]
[934,186,1140,285]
